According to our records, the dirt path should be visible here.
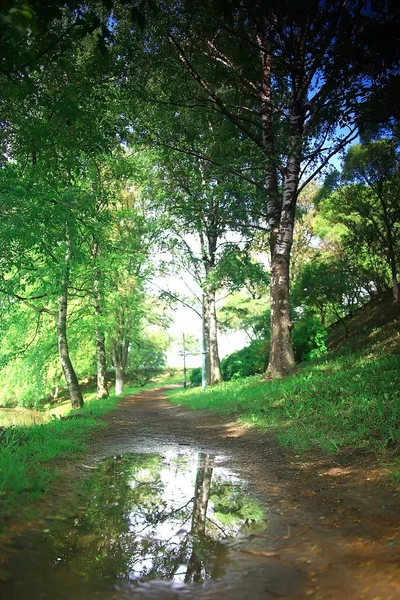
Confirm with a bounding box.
[77,385,399,599]
[3,386,400,599]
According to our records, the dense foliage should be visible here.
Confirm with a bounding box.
[0,0,399,526]
[0,0,398,406]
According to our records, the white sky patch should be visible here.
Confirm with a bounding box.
[149,231,251,367]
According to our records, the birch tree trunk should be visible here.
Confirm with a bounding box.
[57,246,84,410]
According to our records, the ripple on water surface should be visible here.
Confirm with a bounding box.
[1,449,296,599]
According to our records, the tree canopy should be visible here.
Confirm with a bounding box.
[0,0,399,407]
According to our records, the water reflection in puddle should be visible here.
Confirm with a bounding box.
[1,450,268,599]
[0,407,51,427]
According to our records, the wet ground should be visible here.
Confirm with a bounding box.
[1,386,399,599]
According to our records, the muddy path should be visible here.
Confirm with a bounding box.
[1,386,400,599]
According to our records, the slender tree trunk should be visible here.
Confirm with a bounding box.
[393,278,399,303]
[259,35,305,378]
[386,234,399,302]
[266,154,300,378]
[183,333,187,388]
[94,289,109,399]
[113,339,129,395]
[378,192,399,302]
[92,245,109,400]
[95,326,109,398]
[203,290,223,385]
[115,360,124,395]
[202,296,211,385]
[57,250,84,410]
[332,307,349,338]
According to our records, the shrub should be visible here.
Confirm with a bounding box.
[292,314,327,362]
[126,346,166,386]
[189,367,203,387]
[221,340,268,381]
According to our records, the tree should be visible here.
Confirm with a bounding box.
[339,140,400,301]
[292,255,365,335]
[147,131,255,385]
[0,16,129,407]
[128,0,397,378]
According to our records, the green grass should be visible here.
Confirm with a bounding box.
[0,382,160,528]
[0,373,183,527]
[166,351,400,455]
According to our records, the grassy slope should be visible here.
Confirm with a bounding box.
[167,295,400,461]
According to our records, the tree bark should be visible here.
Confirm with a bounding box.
[92,244,109,400]
[57,250,84,410]
[386,229,399,302]
[94,287,109,399]
[199,223,223,386]
[267,257,295,378]
[203,290,223,385]
[112,338,129,395]
[259,35,304,378]
[115,361,124,395]
[95,326,109,398]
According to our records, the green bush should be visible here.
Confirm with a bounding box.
[292,314,327,362]
[221,340,268,380]
[126,346,166,386]
[189,367,203,387]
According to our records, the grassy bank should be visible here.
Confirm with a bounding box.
[167,351,400,456]
[0,381,164,529]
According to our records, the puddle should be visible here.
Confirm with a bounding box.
[0,450,275,599]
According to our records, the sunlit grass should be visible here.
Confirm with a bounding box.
[0,372,185,530]
[166,353,400,454]
[0,383,151,530]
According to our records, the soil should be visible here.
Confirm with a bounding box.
[2,386,400,599]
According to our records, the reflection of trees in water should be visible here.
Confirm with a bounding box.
[43,452,265,587]
[185,453,214,583]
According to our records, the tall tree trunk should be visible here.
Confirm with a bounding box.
[115,360,124,395]
[94,287,109,399]
[386,229,399,302]
[92,244,109,399]
[112,338,129,395]
[203,290,223,385]
[267,253,295,378]
[259,36,304,378]
[266,156,299,378]
[57,249,84,410]
[95,326,109,399]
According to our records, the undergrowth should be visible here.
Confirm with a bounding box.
[167,351,400,457]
